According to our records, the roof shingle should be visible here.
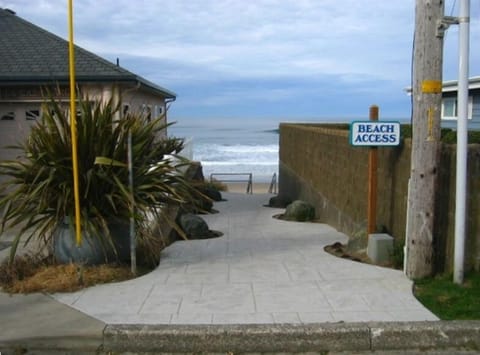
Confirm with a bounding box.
[0,8,175,98]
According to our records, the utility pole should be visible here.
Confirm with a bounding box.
[454,0,470,285]
[405,0,444,279]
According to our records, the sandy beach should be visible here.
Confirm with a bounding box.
[224,182,276,194]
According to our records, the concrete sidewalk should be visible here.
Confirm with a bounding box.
[0,292,105,353]
[3,192,480,354]
[52,192,438,325]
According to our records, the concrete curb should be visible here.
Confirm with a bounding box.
[2,321,479,354]
[103,321,480,354]
[104,323,369,353]
[370,321,480,351]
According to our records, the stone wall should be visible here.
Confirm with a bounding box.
[279,123,480,273]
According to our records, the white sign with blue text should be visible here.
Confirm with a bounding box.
[350,121,401,147]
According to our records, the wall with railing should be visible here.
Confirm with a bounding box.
[279,123,480,273]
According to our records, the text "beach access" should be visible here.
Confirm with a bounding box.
[350,121,401,147]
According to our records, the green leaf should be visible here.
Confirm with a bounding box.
[94,156,128,167]
[0,93,197,264]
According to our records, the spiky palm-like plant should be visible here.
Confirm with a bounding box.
[0,96,193,264]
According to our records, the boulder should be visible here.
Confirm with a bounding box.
[268,195,292,208]
[194,197,214,213]
[181,193,213,214]
[284,200,315,222]
[179,213,210,238]
[199,185,222,202]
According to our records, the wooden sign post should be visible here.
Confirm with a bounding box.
[349,107,400,240]
[367,105,379,236]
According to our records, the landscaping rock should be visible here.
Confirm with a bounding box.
[179,213,210,238]
[181,194,213,214]
[195,197,214,213]
[199,185,222,202]
[284,200,315,222]
[268,195,292,208]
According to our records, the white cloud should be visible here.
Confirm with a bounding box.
[3,1,418,79]
[2,0,479,118]
[186,86,295,107]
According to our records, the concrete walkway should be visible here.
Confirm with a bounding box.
[4,192,480,354]
[52,192,438,325]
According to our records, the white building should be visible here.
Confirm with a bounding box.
[441,76,480,131]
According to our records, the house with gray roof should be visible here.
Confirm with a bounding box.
[0,8,176,161]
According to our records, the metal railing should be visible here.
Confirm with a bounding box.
[210,173,253,194]
[268,172,277,194]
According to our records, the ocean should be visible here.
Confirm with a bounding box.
[168,118,281,183]
[168,116,408,184]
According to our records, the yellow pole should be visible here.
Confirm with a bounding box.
[68,0,82,245]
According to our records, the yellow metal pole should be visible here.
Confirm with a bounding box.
[68,0,82,245]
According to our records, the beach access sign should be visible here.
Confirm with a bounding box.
[350,121,401,147]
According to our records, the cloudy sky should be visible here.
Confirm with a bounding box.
[2,0,479,122]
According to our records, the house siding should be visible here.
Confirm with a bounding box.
[472,95,480,129]
[0,103,40,160]
[0,83,169,164]
[441,89,480,131]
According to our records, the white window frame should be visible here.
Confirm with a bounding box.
[1,111,15,120]
[154,105,164,119]
[25,109,40,121]
[441,96,473,120]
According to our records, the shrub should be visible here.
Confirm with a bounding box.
[0,95,197,264]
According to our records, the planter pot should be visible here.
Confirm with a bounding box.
[53,219,131,265]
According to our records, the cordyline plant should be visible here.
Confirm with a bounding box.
[0,96,196,264]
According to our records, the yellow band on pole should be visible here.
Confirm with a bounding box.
[68,0,82,245]
[421,80,442,94]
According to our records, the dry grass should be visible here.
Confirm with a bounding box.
[324,242,374,265]
[209,179,228,192]
[0,253,142,294]
[324,241,405,270]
